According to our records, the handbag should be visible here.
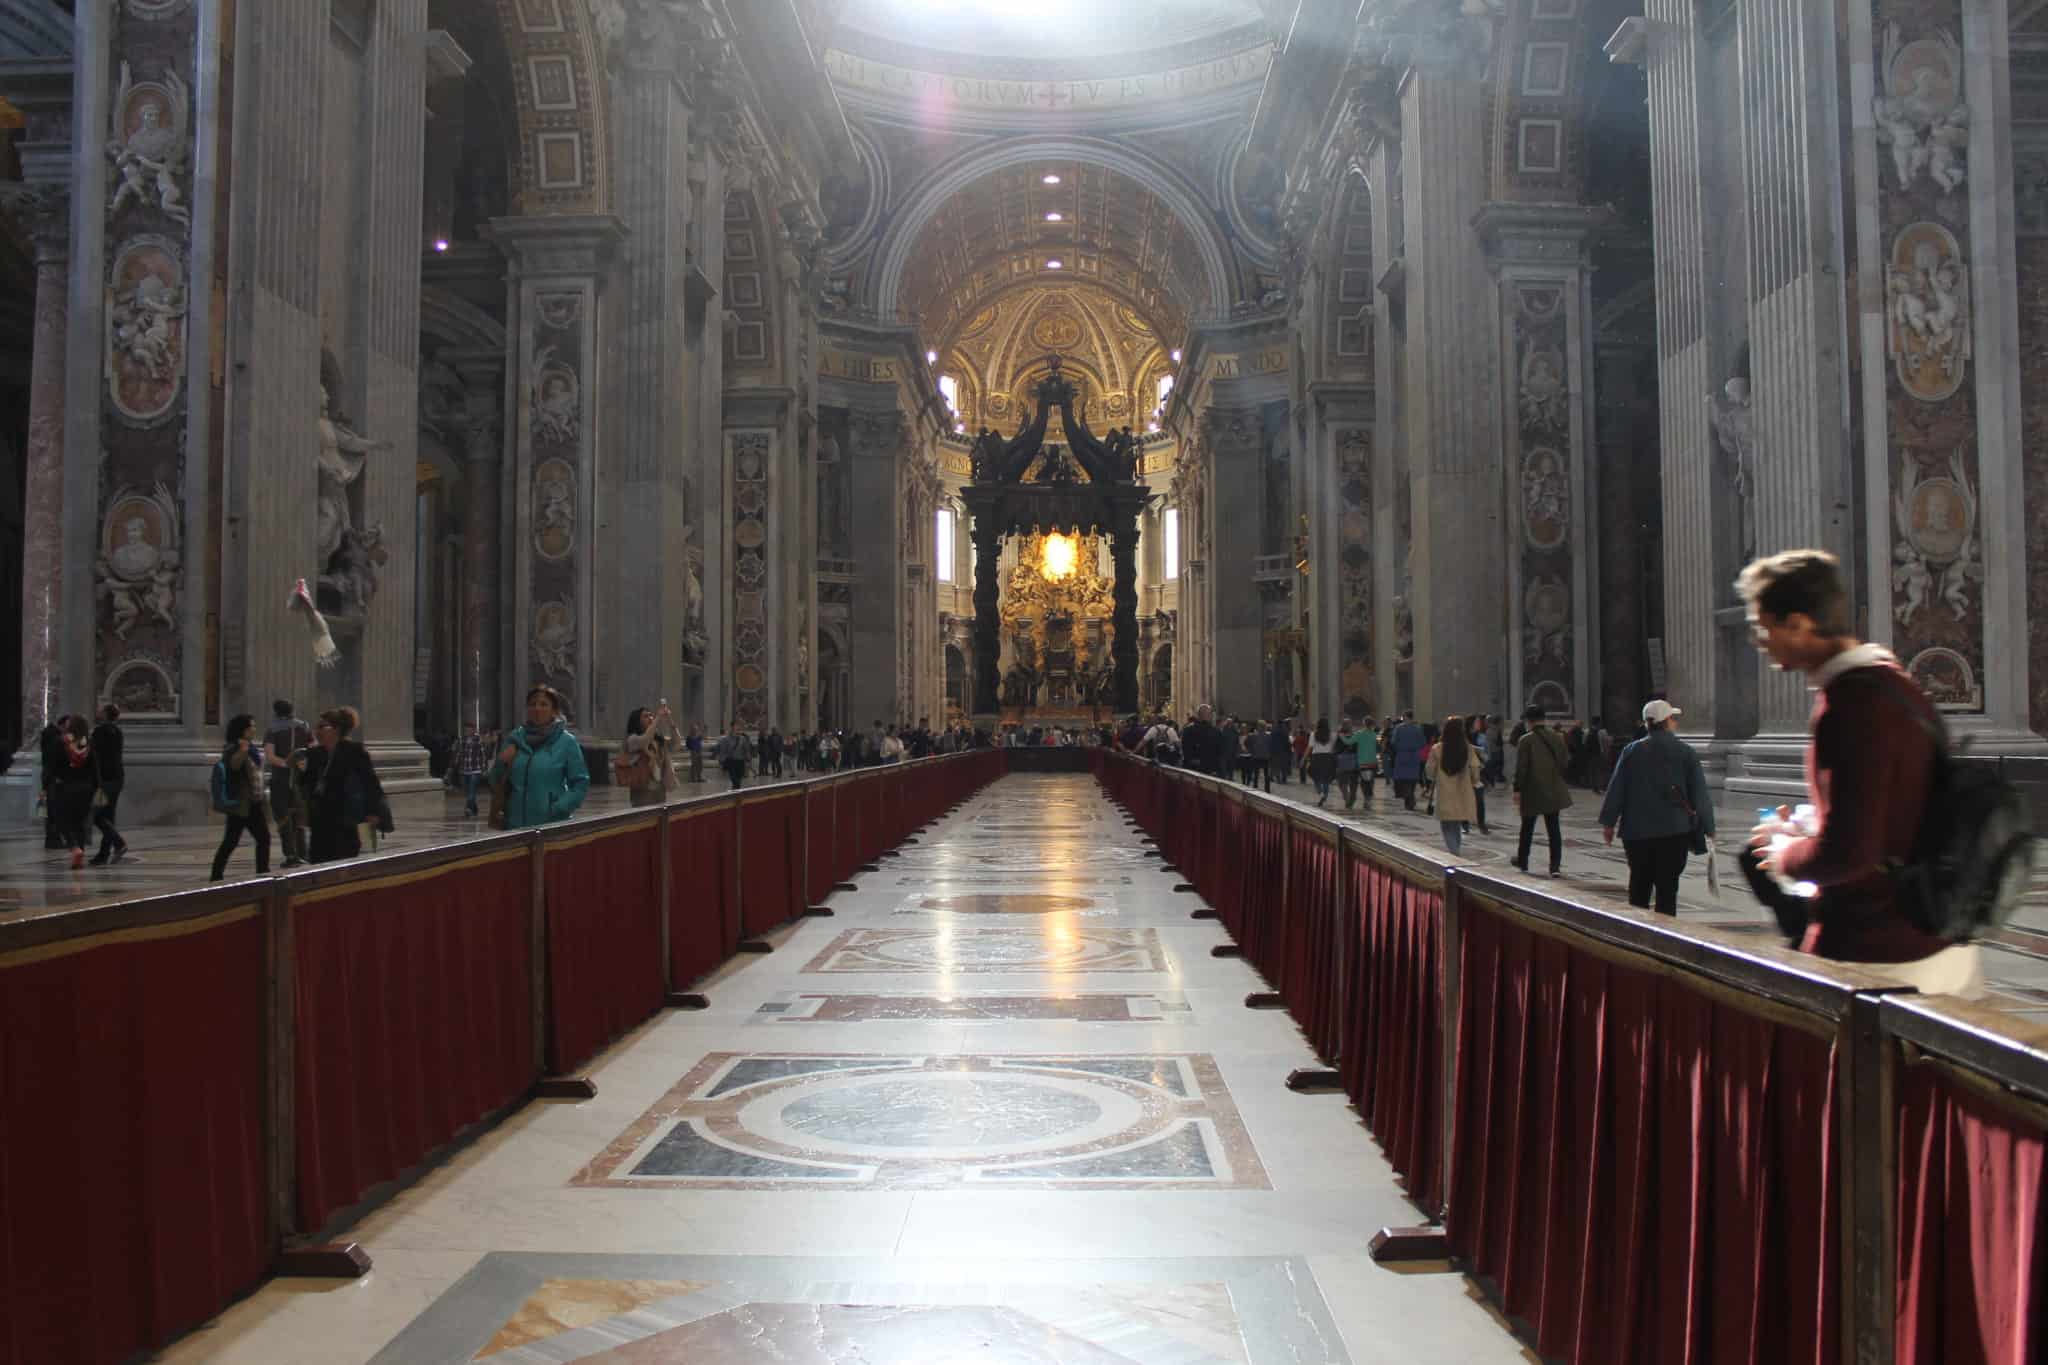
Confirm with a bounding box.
[487,774,510,830]
[1657,745,1708,854]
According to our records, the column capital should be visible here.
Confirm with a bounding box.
[482,213,627,277]
[1473,202,1614,271]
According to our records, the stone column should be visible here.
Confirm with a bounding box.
[971,514,1002,717]
[1477,205,1610,724]
[611,33,693,721]
[1205,406,1264,715]
[1401,69,1506,722]
[2,184,68,746]
[846,407,902,729]
[484,214,627,730]
[452,355,503,728]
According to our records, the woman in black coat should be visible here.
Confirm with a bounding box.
[301,706,388,864]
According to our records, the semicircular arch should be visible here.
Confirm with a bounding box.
[486,0,612,215]
[875,136,1234,328]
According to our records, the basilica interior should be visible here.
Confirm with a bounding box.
[6,2,2048,1363]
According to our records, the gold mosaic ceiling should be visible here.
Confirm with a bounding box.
[937,282,1171,437]
[897,160,1206,348]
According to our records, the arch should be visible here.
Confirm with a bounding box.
[420,286,508,351]
[874,136,1235,326]
[486,0,612,215]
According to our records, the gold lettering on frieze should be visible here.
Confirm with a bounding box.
[822,44,1272,111]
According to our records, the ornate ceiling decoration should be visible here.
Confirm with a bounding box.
[938,282,1168,437]
[898,159,1205,346]
[828,0,1266,79]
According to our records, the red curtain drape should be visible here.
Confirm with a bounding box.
[1340,861,1444,1213]
[542,822,664,1073]
[1281,830,1343,1062]
[1231,805,1279,973]
[1896,1059,2048,1365]
[834,777,862,884]
[668,802,736,988]
[805,784,837,905]
[739,792,804,937]
[1447,902,1839,1365]
[0,908,269,1365]
[294,851,536,1232]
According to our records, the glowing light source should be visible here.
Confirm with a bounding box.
[1170,348,1182,363]
[433,238,450,253]
[1045,259,1063,270]
[1147,420,1160,433]
[1040,532,1078,582]
[1045,211,1063,222]
[1042,173,1061,184]
[927,350,938,364]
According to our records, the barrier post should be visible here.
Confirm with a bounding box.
[1245,804,1289,1010]
[534,825,598,1100]
[1369,865,1459,1263]
[1846,991,1900,1365]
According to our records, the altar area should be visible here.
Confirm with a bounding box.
[995,529,1120,719]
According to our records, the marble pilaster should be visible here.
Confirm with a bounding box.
[2,184,68,745]
[453,355,504,729]
[485,214,627,729]
[845,408,901,730]
[1477,204,1610,724]
[1203,406,1264,717]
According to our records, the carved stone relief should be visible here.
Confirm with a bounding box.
[731,431,771,728]
[1336,429,1373,720]
[1891,446,1980,628]
[534,597,576,679]
[1874,26,1967,194]
[1886,223,1971,403]
[1520,446,1569,550]
[105,237,187,423]
[531,352,583,444]
[95,483,180,642]
[107,63,190,226]
[533,456,576,561]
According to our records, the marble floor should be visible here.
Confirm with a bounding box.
[156,773,1533,1364]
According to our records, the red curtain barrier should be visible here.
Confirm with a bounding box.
[1232,804,1281,974]
[834,777,863,886]
[1281,829,1343,1063]
[739,791,805,938]
[1340,860,1444,1214]
[543,821,664,1074]
[805,783,838,906]
[294,851,536,1233]
[1896,1059,2048,1365]
[669,802,736,988]
[0,907,268,1365]
[1448,902,1839,1365]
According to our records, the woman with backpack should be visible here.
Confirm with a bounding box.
[1306,719,1339,807]
[619,704,680,807]
[490,685,590,828]
[302,706,389,863]
[209,713,272,881]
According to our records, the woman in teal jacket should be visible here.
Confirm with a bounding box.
[489,685,589,829]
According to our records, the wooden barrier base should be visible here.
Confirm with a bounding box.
[666,992,710,1010]
[1285,1068,1344,1093]
[277,1241,372,1279]
[737,940,774,954]
[1368,1226,1451,1264]
[879,851,902,859]
[1245,992,1286,1009]
[1210,944,1244,959]
[1159,864,1180,874]
[1143,851,1163,859]
[834,881,861,892]
[537,1077,598,1100]
[900,837,920,844]
[858,863,882,873]
[803,906,836,917]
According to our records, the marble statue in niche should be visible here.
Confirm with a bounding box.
[106,240,187,422]
[533,457,576,561]
[1875,26,1968,194]
[531,353,581,446]
[535,598,575,678]
[1520,447,1569,550]
[317,382,390,608]
[1708,376,1758,558]
[1892,446,1982,626]
[1886,224,1971,401]
[95,484,179,640]
[107,63,190,225]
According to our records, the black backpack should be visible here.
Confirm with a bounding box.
[1883,686,2037,941]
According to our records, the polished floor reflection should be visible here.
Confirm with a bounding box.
[159,774,1532,1363]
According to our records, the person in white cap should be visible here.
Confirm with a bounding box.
[1598,698,1714,915]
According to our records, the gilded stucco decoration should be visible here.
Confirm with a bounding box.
[492,0,612,213]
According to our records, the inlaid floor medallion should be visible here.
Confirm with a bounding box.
[749,992,1194,1023]
[575,1052,1267,1190]
[801,925,1169,973]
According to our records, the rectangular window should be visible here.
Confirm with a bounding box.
[938,374,959,413]
[935,506,955,582]
[1162,508,1179,581]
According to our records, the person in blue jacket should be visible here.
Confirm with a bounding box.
[489,684,589,829]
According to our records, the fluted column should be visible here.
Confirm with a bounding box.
[1401,68,1505,721]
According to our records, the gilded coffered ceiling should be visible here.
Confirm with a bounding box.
[936,282,1171,438]
[897,159,1206,347]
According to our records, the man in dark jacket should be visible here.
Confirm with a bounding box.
[1739,549,1977,992]
[1390,710,1427,809]
[1599,699,1712,915]
[1180,705,1220,776]
[88,705,128,864]
[1511,705,1573,876]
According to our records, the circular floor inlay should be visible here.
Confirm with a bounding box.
[745,1072,1141,1159]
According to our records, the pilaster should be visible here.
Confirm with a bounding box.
[485,213,627,730]
[1203,404,1264,716]
[1477,203,1612,724]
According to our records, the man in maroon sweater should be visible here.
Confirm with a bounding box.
[1739,549,1980,993]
